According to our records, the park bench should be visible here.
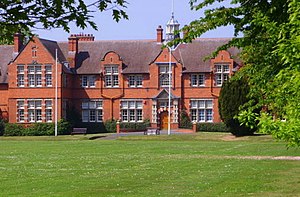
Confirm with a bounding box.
[144,127,160,135]
[71,128,87,135]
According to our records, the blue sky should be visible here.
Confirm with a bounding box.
[34,0,234,41]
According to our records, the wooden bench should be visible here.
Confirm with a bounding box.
[144,127,160,135]
[71,128,87,135]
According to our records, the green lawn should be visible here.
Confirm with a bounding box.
[0,133,299,197]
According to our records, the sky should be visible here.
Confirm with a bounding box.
[34,0,235,41]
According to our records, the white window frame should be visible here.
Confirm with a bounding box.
[81,100,103,122]
[215,64,230,86]
[190,99,213,122]
[81,75,96,88]
[105,65,119,87]
[191,74,205,87]
[121,100,143,122]
[128,75,143,87]
[159,65,172,87]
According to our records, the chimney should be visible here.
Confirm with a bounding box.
[156,25,163,43]
[68,34,79,69]
[14,33,23,54]
[75,33,95,42]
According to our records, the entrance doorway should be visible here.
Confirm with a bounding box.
[160,112,169,130]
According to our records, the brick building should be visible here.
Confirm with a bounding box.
[0,17,241,130]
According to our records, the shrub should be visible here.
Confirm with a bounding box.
[120,119,151,131]
[197,122,229,132]
[0,119,5,136]
[219,77,256,136]
[4,123,25,136]
[179,110,192,129]
[25,123,54,136]
[104,119,117,133]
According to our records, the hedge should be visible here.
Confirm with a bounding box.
[3,120,71,136]
[196,122,230,132]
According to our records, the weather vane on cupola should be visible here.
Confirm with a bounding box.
[165,0,180,42]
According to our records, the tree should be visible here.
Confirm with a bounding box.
[0,0,128,44]
[218,77,255,136]
[177,0,300,146]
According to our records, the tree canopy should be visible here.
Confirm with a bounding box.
[180,0,300,146]
[0,0,128,44]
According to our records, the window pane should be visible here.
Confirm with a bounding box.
[35,66,42,73]
[112,75,119,86]
[191,109,197,122]
[136,101,142,109]
[191,100,197,108]
[97,110,103,122]
[89,110,96,122]
[191,75,197,86]
[89,101,96,109]
[112,66,118,74]
[199,109,205,121]
[82,110,89,122]
[46,74,52,86]
[206,100,213,108]
[105,67,112,74]
[36,109,42,121]
[17,75,24,86]
[28,101,35,108]
[105,76,112,87]
[136,76,143,86]
[199,74,205,85]
[129,109,135,121]
[137,109,142,121]
[89,76,96,87]
[35,101,42,109]
[122,110,128,121]
[28,74,35,86]
[121,101,128,109]
[36,74,42,86]
[96,101,102,108]
[82,101,89,109]
[129,101,135,108]
[129,76,135,87]
[82,76,88,87]
[17,65,24,73]
[46,109,52,122]
[45,65,52,73]
[199,100,205,108]
[206,109,213,121]
[223,65,229,73]
[28,66,35,73]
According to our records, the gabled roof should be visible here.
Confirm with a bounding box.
[40,38,66,63]
[58,40,163,74]
[173,38,241,73]
[56,38,241,75]
[153,89,180,99]
[0,45,13,84]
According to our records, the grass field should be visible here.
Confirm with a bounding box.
[0,132,299,197]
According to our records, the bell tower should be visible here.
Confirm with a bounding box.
[165,0,180,42]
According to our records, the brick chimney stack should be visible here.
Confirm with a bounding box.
[14,33,23,54]
[68,34,79,69]
[157,25,163,43]
[75,33,95,42]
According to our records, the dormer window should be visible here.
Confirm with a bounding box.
[128,75,143,87]
[81,75,96,88]
[215,64,229,86]
[104,65,119,87]
[191,74,205,87]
